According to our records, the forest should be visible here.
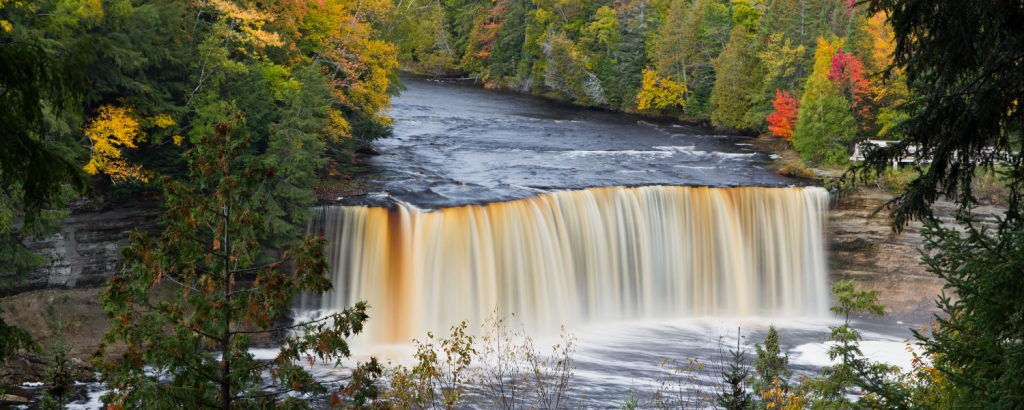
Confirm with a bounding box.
[3,0,1024,408]
[392,0,907,164]
[1,0,402,264]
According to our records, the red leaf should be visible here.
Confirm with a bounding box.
[766,89,799,140]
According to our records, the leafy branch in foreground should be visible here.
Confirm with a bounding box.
[94,113,370,410]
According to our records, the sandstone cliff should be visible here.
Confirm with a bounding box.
[826,188,1003,321]
[12,201,162,294]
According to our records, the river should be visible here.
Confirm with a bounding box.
[348,75,803,208]
[17,76,921,410]
[305,77,921,406]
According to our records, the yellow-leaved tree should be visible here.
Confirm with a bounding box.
[636,69,687,111]
[207,0,283,49]
[298,0,398,141]
[802,38,844,103]
[866,13,911,137]
[333,37,399,128]
[82,105,148,183]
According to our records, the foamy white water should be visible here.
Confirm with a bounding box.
[302,186,831,345]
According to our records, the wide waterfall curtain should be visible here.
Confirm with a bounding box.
[304,186,830,344]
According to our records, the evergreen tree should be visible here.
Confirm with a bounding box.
[853,0,1024,226]
[807,280,885,409]
[0,23,92,220]
[488,0,531,79]
[717,329,753,410]
[857,170,1024,409]
[749,325,792,409]
[793,38,855,164]
[1,1,97,362]
[39,298,75,410]
[847,0,1024,407]
[757,0,803,48]
[651,0,731,119]
[744,0,806,132]
[711,26,756,129]
[0,307,39,369]
[792,92,856,164]
[602,0,651,110]
[257,66,333,246]
[731,0,761,32]
[803,0,852,44]
[95,115,371,409]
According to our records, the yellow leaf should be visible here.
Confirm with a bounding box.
[147,114,176,128]
[82,105,149,183]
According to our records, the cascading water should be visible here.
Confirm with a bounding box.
[302,186,830,344]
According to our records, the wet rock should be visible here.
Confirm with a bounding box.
[0,394,29,404]
[0,354,47,384]
[0,354,96,386]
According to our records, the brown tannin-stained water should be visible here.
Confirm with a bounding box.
[283,77,921,407]
[303,186,831,345]
[341,75,802,208]
[18,77,923,410]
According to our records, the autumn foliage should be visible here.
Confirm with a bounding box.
[766,90,799,140]
[828,47,873,129]
[82,105,148,183]
[636,68,687,111]
[828,47,868,106]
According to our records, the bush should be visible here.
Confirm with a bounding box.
[778,164,817,179]
[384,309,579,409]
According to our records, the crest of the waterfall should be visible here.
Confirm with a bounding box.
[301,186,830,344]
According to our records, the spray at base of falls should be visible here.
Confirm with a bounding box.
[302,186,830,344]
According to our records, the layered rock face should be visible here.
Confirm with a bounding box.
[9,190,979,322]
[15,202,162,293]
[826,188,1002,321]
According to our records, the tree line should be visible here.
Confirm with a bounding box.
[391,0,910,164]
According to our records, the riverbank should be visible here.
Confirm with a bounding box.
[400,68,738,133]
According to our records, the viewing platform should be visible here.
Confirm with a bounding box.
[850,140,1017,168]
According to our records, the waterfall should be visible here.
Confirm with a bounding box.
[303,186,830,344]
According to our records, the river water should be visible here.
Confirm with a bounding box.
[350,76,803,208]
[15,77,924,409]
[308,77,922,405]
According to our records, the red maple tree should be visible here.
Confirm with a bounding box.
[828,47,873,129]
[767,89,799,140]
